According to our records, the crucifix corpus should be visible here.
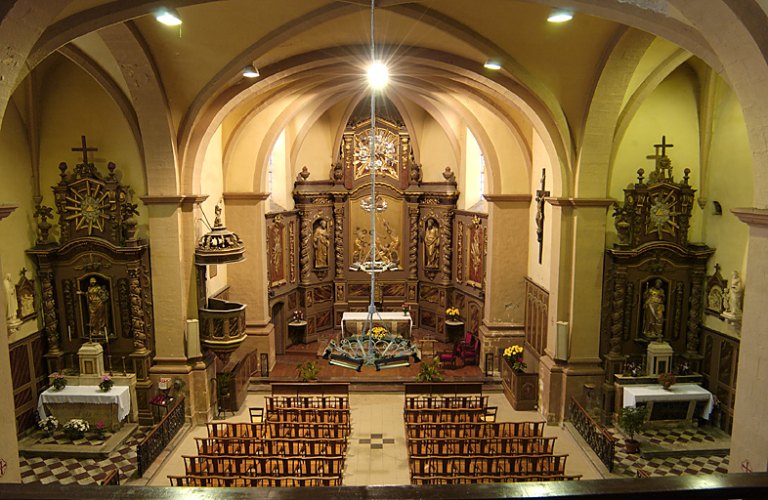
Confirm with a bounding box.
[535,168,550,264]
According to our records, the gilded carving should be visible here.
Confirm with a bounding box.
[353,127,400,181]
[305,289,314,308]
[467,218,483,288]
[456,220,464,284]
[313,218,330,270]
[268,219,286,287]
[686,269,704,353]
[335,283,345,302]
[118,278,130,338]
[408,206,419,279]
[299,211,311,284]
[62,279,76,335]
[440,210,453,278]
[128,269,148,353]
[333,205,344,278]
[288,221,296,284]
[423,217,440,271]
[407,283,417,302]
[41,272,60,355]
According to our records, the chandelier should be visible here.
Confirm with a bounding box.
[324,0,419,371]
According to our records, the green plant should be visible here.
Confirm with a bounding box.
[296,361,320,382]
[416,360,444,382]
[217,372,235,396]
[619,405,648,442]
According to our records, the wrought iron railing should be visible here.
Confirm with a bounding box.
[568,396,616,472]
[137,395,185,477]
[100,468,119,486]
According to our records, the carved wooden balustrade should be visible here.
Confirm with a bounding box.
[199,298,247,352]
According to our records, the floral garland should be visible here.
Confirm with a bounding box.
[503,344,527,373]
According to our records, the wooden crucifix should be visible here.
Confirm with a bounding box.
[535,168,549,264]
[72,135,98,164]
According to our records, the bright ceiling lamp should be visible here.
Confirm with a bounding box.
[155,7,182,26]
[484,60,502,70]
[367,61,389,89]
[547,9,573,23]
[242,65,260,78]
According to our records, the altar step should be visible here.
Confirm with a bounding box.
[19,423,138,459]
[632,425,731,459]
[248,376,502,394]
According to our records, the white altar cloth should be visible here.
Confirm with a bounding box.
[623,383,714,419]
[38,385,132,422]
[341,311,412,337]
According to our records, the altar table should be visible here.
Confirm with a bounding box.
[38,385,132,429]
[340,311,412,338]
[623,383,714,421]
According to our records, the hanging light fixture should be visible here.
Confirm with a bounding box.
[242,64,260,78]
[155,7,182,26]
[547,9,573,23]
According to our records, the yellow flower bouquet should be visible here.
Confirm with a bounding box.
[367,326,390,340]
[445,307,461,321]
[503,344,527,373]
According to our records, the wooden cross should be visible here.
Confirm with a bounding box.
[535,168,550,264]
[72,135,98,164]
[654,135,674,157]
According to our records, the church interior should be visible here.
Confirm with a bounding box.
[1,0,768,495]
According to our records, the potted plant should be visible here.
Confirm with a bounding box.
[217,372,235,398]
[62,418,90,441]
[503,344,527,373]
[416,360,443,382]
[38,415,58,437]
[402,303,410,316]
[296,361,320,382]
[501,344,537,410]
[94,420,107,440]
[658,372,676,390]
[445,307,462,322]
[52,373,67,391]
[619,405,648,453]
[99,374,114,392]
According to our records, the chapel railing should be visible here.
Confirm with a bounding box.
[199,298,247,352]
[137,395,185,477]
[567,396,616,472]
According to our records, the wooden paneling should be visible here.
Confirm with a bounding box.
[700,327,738,434]
[524,278,548,359]
[10,330,47,435]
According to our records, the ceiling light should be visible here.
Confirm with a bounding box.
[155,7,182,26]
[242,65,259,78]
[367,61,389,89]
[548,9,573,23]
[484,60,502,71]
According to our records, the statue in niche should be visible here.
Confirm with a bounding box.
[723,271,743,318]
[642,279,666,341]
[424,218,440,269]
[313,219,330,268]
[78,277,110,337]
[4,273,19,324]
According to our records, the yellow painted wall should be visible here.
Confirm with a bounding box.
[200,126,228,296]
[527,130,554,288]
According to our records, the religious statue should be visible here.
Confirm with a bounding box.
[4,273,19,323]
[642,279,666,340]
[723,271,744,317]
[352,227,370,263]
[78,277,110,337]
[424,218,440,269]
[313,219,330,268]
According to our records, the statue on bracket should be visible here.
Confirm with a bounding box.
[313,219,330,269]
[641,278,666,341]
[722,270,744,320]
[4,273,20,328]
[78,276,111,338]
[424,217,440,269]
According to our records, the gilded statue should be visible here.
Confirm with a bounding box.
[313,219,330,268]
[79,277,110,336]
[424,218,440,269]
[642,279,665,340]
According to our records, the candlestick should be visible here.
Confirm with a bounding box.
[67,325,72,342]
[121,356,127,375]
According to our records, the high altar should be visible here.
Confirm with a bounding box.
[599,138,714,419]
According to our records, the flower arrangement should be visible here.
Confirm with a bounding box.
[624,361,643,378]
[99,374,114,392]
[658,372,677,390]
[402,303,410,315]
[503,344,527,373]
[52,373,67,391]
[445,307,461,321]
[291,310,304,322]
[367,326,390,340]
[94,420,107,439]
[62,418,90,440]
[38,415,58,435]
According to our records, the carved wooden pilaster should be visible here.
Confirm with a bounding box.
[128,268,148,354]
[440,209,454,280]
[408,205,419,280]
[299,210,311,284]
[609,268,626,355]
[686,268,705,353]
[333,204,344,278]
[40,271,61,355]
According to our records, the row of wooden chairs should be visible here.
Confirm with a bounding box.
[195,437,348,457]
[405,421,545,439]
[265,407,351,427]
[264,396,349,410]
[182,455,345,477]
[404,407,486,424]
[408,454,569,476]
[207,421,350,439]
[404,395,489,410]
[406,436,557,456]
[411,474,582,485]
[169,475,342,487]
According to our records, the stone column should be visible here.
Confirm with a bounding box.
[540,198,612,423]
[479,196,530,375]
[729,208,768,473]
[0,204,21,483]
[141,195,209,423]
[223,193,275,371]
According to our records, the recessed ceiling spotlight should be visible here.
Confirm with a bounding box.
[547,9,573,23]
[155,7,182,26]
[484,60,502,70]
[367,61,389,89]
[242,65,260,78]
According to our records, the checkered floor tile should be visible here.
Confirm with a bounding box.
[358,433,396,450]
[19,427,149,485]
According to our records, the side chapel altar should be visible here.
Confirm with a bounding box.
[38,385,131,431]
[622,384,714,423]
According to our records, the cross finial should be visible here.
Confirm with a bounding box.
[654,135,674,157]
[72,135,98,164]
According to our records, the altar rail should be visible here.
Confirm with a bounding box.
[137,395,185,477]
[567,396,616,472]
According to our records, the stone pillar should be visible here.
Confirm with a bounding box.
[480,196,530,375]
[223,193,275,371]
[141,195,209,424]
[0,204,21,483]
[729,208,768,473]
[540,198,612,423]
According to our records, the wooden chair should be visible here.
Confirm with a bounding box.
[480,406,497,423]
[249,407,264,423]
